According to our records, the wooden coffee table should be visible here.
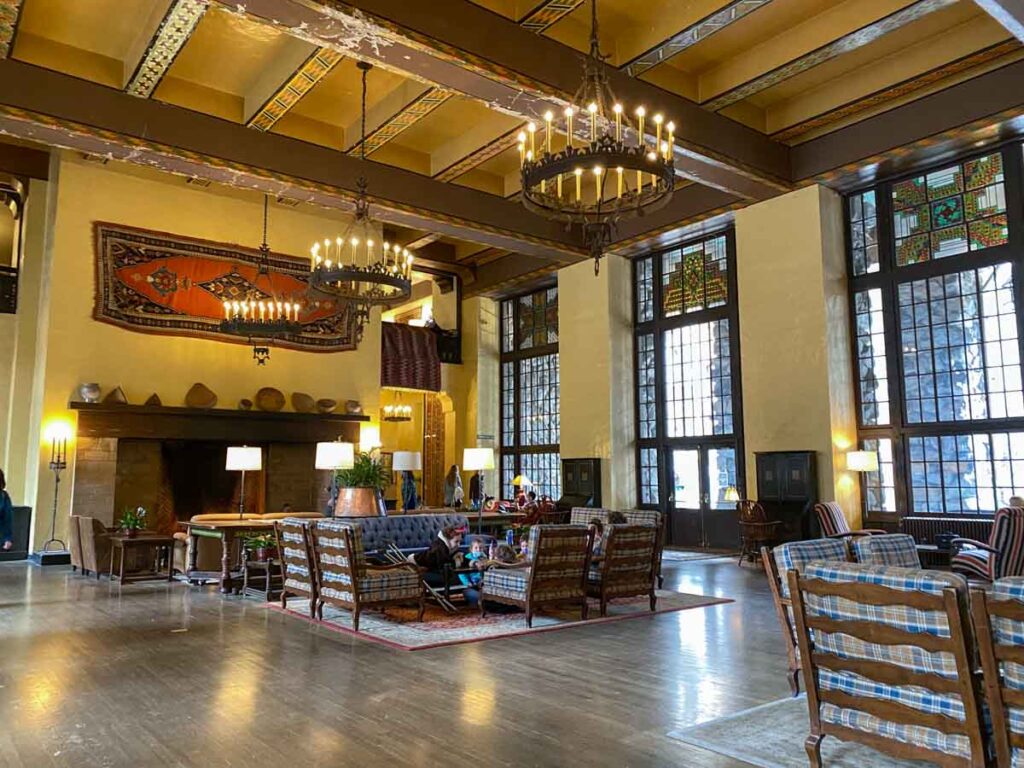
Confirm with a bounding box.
[108,533,175,583]
[181,520,276,594]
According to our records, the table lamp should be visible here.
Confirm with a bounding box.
[463,447,495,530]
[226,446,262,519]
[315,441,355,516]
[393,451,422,512]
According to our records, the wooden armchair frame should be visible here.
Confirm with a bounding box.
[274,520,318,620]
[761,546,801,696]
[586,524,658,616]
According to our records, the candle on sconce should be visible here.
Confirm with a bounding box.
[223,301,231,319]
[556,173,562,198]
[517,130,526,166]
[593,166,602,200]
[587,102,597,142]
[574,167,582,202]
[635,106,646,148]
[276,301,284,320]
[654,113,663,151]
[259,301,266,322]
[616,166,623,198]
[527,122,536,157]
[544,110,553,154]
[667,121,675,158]
[564,107,574,149]
[613,103,622,142]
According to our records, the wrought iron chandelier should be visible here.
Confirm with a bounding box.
[309,61,415,307]
[220,195,302,365]
[519,0,675,273]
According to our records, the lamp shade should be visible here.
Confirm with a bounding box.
[512,474,533,487]
[392,451,422,471]
[225,446,262,472]
[846,450,879,472]
[463,447,495,471]
[315,441,355,470]
[723,485,740,502]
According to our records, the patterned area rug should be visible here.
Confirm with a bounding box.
[669,696,931,767]
[270,590,731,651]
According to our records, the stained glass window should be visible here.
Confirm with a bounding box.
[636,257,654,323]
[636,333,657,439]
[501,299,514,353]
[640,448,659,505]
[908,432,1024,514]
[892,152,1007,266]
[861,438,896,513]
[849,190,879,276]
[520,452,561,498]
[518,353,560,447]
[854,288,890,425]
[663,320,733,437]
[502,453,515,500]
[517,287,558,349]
[661,235,728,317]
[898,263,1023,423]
[501,361,515,447]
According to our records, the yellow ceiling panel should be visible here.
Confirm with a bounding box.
[389,97,505,153]
[16,0,162,62]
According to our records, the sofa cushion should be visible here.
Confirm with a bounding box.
[773,538,849,597]
[339,513,468,553]
[190,513,261,522]
[260,512,322,520]
[851,534,920,568]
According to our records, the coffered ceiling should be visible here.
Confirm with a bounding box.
[1,0,1023,295]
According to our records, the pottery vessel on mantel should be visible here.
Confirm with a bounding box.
[185,382,217,409]
[102,386,128,405]
[344,400,363,415]
[292,392,315,413]
[316,398,337,414]
[255,387,285,412]
[238,399,253,411]
[78,383,101,403]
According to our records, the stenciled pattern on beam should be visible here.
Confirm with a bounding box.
[433,125,522,181]
[0,0,24,58]
[349,87,455,156]
[518,0,584,32]
[703,0,958,112]
[771,40,1022,143]
[624,0,772,78]
[125,0,207,98]
[248,47,344,131]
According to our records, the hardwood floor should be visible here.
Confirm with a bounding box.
[0,557,791,767]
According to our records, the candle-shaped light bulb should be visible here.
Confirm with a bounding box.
[518,141,526,167]
[527,122,536,156]
[661,140,670,160]
[223,300,231,319]
[654,113,663,149]
[587,102,598,142]
[574,167,582,202]
[666,121,675,158]
[232,301,240,318]
[564,107,574,149]
[613,103,622,142]
[259,301,266,321]
[544,110,554,154]
[593,166,603,200]
[635,106,646,148]
[277,301,283,319]
[616,166,623,198]
[526,150,533,163]
[325,259,332,269]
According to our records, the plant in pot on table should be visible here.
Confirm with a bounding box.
[242,533,278,562]
[334,452,389,517]
[117,506,147,538]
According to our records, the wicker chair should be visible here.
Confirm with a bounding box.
[479,524,593,627]
[736,500,780,566]
[587,524,658,616]
[311,519,424,631]
[814,501,886,539]
[790,561,986,767]
[951,506,1024,583]
[274,518,319,619]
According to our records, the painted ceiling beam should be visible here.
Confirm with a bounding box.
[432,125,521,182]
[215,0,791,200]
[702,0,958,112]
[0,58,586,261]
[974,0,1024,41]
[124,0,207,98]
[0,0,25,58]
[246,46,343,131]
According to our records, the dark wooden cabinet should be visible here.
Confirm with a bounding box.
[558,458,601,509]
[755,451,817,541]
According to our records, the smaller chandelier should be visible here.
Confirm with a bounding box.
[382,402,413,422]
[309,61,416,309]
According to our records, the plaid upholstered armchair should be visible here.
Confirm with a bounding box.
[311,519,424,631]
[587,524,658,616]
[479,524,593,626]
[951,506,1024,583]
[813,501,886,539]
[275,518,319,619]
[570,507,666,588]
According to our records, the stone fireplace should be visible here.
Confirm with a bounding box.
[70,403,366,532]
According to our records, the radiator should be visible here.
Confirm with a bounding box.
[901,516,993,545]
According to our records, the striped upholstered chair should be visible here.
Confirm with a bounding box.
[586,524,658,616]
[951,506,1024,583]
[274,518,319,619]
[480,524,593,626]
[790,561,986,767]
[765,538,850,696]
[310,519,424,631]
[813,501,886,539]
[970,577,1024,767]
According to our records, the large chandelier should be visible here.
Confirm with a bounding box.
[520,0,675,273]
[309,61,415,307]
[220,195,302,365]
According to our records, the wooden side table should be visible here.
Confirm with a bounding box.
[242,558,282,601]
[108,533,176,583]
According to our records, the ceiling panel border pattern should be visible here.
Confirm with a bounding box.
[247,47,345,131]
[623,0,773,77]
[771,39,1022,143]
[349,86,455,156]
[702,0,958,112]
[125,0,207,98]
[0,0,25,58]
[432,124,522,182]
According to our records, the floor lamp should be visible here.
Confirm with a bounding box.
[463,447,495,532]
[31,421,73,566]
[315,441,355,516]
[226,446,262,520]
[393,451,422,512]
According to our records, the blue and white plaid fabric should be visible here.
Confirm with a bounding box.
[315,519,366,573]
[483,567,530,599]
[851,534,921,568]
[801,561,972,758]
[773,538,848,597]
[569,507,612,526]
[990,577,1024,764]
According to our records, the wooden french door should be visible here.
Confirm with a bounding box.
[665,443,740,548]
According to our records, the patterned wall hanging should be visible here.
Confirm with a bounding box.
[93,222,360,352]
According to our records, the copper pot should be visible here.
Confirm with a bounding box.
[334,487,387,517]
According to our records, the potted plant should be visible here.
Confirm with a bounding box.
[335,452,389,517]
[118,506,147,538]
[242,533,277,562]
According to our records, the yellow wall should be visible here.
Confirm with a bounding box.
[451,296,498,495]
[735,184,861,526]
[27,154,384,548]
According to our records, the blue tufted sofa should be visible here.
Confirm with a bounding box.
[336,513,470,558]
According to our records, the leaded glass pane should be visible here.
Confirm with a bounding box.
[516,287,558,349]
[898,262,1023,423]
[635,257,654,323]
[520,452,561,499]
[663,320,732,437]
[661,234,728,317]
[908,432,1024,514]
[893,152,1007,265]
[849,190,879,276]
[518,353,560,447]
[636,333,657,439]
[501,361,515,448]
[861,438,896,513]
[854,288,890,425]
[502,453,515,501]
[501,299,514,353]
[640,448,659,505]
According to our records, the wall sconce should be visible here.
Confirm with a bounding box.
[846,450,879,472]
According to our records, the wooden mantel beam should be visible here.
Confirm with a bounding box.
[0,59,586,262]
[214,0,792,200]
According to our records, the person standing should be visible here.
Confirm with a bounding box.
[0,469,13,551]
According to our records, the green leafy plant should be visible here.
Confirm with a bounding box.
[335,452,389,491]
[242,533,276,550]
[118,506,147,531]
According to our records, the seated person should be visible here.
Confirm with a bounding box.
[409,524,464,587]
[458,538,487,587]
[462,543,520,609]
[589,518,605,560]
